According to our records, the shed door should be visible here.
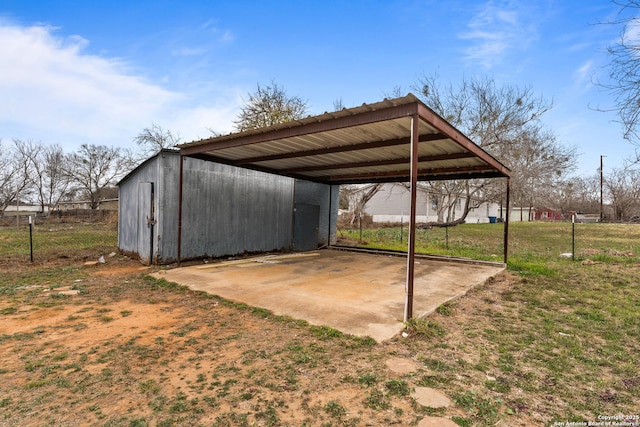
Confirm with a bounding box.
[137,182,154,265]
[293,203,320,251]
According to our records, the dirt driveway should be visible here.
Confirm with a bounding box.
[154,249,505,341]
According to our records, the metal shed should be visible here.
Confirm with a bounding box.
[118,150,338,265]
[178,93,511,320]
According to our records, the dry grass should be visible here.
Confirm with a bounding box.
[1,222,639,426]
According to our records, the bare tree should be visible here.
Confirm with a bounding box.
[507,126,577,218]
[599,0,640,160]
[0,140,33,213]
[64,144,130,209]
[134,123,181,157]
[383,85,405,99]
[417,74,554,154]
[24,142,71,213]
[332,98,345,111]
[413,74,575,223]
[341,184,384,225]
[550,176,601,216]
[414,181,487,225]
[234,80,308,131]
[604,167,640,220]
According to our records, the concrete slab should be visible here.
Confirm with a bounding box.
[153,249,504,342]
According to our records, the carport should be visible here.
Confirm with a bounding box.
[177,93,511,322]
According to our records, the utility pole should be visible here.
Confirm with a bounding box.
[600,155,605,222]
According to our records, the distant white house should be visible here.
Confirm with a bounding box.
[2,204,49,217]
[508,207,534,222]
[56,198,119,211]
[350,183,507,224]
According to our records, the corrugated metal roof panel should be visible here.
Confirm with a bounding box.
[179,94,510,184]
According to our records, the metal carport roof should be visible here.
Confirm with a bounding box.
[179,94,510,184]
[177,93,511,321]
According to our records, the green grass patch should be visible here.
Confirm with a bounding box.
[363,389,390,410]
[385,379,410,396]
[0,306,18,315]
[309,325,344,340]
[324,400,347,418]
[340,222,640,268]
[405,318,445,338]
[454,391,502,425]
[358,373,379,387]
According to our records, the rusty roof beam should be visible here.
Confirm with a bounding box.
[417,103,511,177]
[326,165,499,182]
[329,171,507,185]
[180,102,419,155]
[231,132,447,165]
[278,152,475,173]
[423,171,507,181]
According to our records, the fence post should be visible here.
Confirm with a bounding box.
[572,215,575,261]
[29,216,33,262]
[445,224,449,249]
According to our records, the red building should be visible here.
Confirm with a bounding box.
[534,207,565,221]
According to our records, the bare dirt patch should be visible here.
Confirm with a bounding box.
[93,265,150,276]
[3,254,440,425]
[0,249,536,426]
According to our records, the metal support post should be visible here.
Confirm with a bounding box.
[503,178,510,264]
[404,114,419,323]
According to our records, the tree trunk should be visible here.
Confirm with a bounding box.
[348,184,383,225]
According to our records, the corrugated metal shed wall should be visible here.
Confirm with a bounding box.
[156,152,181,262]
[118,155,160,258]
[293,179,339,246]
[180,157,295,259]
[119,152,338,263]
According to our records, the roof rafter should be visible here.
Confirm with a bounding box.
[234,133,447,165]
[327,165,501,183]
[279,152,475,174]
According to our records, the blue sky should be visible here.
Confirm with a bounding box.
[0,0,636,176]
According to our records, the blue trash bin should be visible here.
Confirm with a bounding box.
[488,216,497,223]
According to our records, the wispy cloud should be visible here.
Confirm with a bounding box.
[170,19,234,58]
[574,60,594,90]
[220,30,234,44]
[171,46,208,56]
[200,19,235,44]
[0,23,238,149]
[459,1,539,69]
